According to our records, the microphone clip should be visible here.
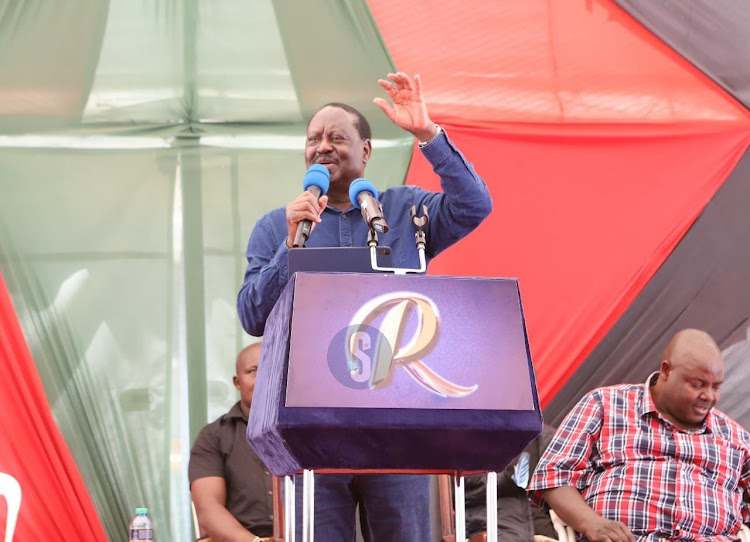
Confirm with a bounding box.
[367,205,429,275]
[367,229,379,248]
[410,205,429,251]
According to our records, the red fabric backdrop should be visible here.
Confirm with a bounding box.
[0,272,106,540]
[407,125,750,403]
[368,0,750,406]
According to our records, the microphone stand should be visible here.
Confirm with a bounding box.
[368,205,428,275]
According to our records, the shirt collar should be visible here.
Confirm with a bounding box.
[227,401,247,422]
[639,372,660,418]
[640,371,713,434]
[323,204,355,215]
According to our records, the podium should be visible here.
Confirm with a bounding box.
[247,271,542,540]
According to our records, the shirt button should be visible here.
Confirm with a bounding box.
[267,490,273,495]
[342,214,348,219]
[270,515,274,520]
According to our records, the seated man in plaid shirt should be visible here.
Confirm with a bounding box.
[529,328,750,542]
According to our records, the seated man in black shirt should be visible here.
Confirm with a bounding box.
[465,424,559,542]
[189,343,272,542]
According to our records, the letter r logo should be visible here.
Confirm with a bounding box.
[344,291,477,398]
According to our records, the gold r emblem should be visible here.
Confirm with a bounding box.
[347,291,477,398]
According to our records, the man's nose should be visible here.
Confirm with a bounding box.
[701,388,717,404]
[317,136,333,153]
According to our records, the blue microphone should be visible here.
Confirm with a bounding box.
[349,178,389,233]
[292,164,330,247]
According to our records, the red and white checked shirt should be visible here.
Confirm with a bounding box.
[529,374,750,541]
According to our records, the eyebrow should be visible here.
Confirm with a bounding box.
[690,377,723,386]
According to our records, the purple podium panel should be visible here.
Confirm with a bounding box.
[248,273,542,477]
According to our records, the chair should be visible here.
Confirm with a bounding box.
[548,509,575,542]
[0,473,21,542]
[191,500,205,540]
[437,474,574,542]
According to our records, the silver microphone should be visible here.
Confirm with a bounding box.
[349,178,389,233]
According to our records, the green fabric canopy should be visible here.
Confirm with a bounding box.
[0,1,411,539]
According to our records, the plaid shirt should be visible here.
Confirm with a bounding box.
[529,374,750,541]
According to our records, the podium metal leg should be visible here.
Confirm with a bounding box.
[486,472,498,542]
[454,475,465,542]
[302,469,315,542]
[284,475,295,541]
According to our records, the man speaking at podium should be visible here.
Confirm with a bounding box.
[237,72,492,541]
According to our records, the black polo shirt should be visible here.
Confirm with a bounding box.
[189,402,273,537]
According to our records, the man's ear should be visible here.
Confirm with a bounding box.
[660,359,671,379]
[362,138,372,165]
[233,376,240,390]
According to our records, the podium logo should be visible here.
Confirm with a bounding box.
[327,324,393,390]
[327,291,477,398]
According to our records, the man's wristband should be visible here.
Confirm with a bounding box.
[418,124,442,148]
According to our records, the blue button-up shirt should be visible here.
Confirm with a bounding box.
[237,130,493,336]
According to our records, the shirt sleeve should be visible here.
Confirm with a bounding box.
[188,423,225,485]
[237,213,290,336]
[527,390,605,505]
[415,129,493,257]
[739,430,750,524]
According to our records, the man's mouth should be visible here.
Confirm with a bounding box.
[693,403,711,415]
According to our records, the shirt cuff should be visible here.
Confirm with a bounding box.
[418,124,443,148]
[272,240,290,286]
[419,126,454,165]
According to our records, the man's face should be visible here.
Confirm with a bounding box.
[233,344,260,410]
[659,353,724,429]
[305,106,371,187]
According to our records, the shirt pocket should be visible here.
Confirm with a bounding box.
[699,438,744,493]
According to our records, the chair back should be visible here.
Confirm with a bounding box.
[0,473,21,542]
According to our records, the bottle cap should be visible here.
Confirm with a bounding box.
[135,507,148,514]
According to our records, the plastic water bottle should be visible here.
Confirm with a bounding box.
[129,507,153,541]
